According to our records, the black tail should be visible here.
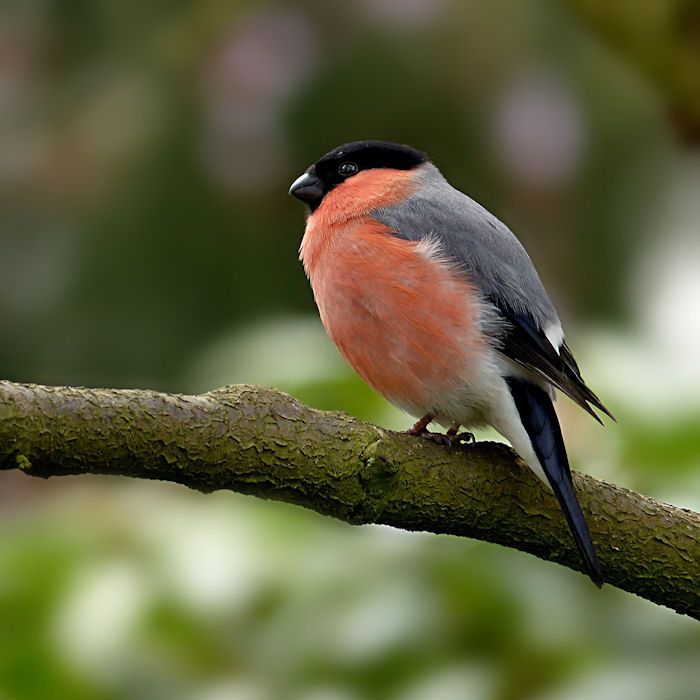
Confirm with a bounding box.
[506,377,603,587]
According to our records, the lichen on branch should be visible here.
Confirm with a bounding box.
[0,380,698,619]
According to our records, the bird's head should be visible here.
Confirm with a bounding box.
[289,140,427,212]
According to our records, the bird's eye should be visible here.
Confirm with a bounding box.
[338,162,358,176]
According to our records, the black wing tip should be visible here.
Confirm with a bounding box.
[582,400,613,426]
[597,402,617,423]
[582,390,617,425]
[496,316,616,427]
[582,401,605,426]
[560,342,616,424]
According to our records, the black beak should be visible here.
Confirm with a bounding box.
[289,171,324,207]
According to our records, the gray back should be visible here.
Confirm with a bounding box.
[372,163,559,331]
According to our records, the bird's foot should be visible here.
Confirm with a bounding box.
[406,416,474,449]
[411,430,454,448]
[407,414,434,437]
[406,415,453,447]
[446,425,475,446]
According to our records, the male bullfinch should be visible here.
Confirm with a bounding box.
[289,140,613,586]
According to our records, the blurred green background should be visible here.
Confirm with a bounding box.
[1,1,699,698]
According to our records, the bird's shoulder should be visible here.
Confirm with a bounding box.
[371,167,613,421]
[371,168,558,329]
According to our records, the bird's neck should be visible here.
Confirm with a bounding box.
[299,167,417,276]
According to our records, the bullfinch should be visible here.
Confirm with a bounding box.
[289,140,613,586]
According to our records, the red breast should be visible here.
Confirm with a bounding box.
[300,169,486,413]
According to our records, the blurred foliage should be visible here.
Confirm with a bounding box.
[568,0,700,139]
[0,0,699,698]
[0,0,672,389]
[0,488,698,700]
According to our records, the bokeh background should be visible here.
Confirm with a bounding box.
[1,1,699,698]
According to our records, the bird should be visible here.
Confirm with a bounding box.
[289,139,613,586]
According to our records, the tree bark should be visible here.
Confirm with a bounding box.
[0,380,697,619]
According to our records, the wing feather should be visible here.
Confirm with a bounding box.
[494,302,615,423]
[372,165,614,422]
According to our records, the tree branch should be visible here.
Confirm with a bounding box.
[0,380,697,618]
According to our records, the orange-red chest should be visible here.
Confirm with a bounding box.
[300,207,485,415]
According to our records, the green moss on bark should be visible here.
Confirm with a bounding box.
[0,380,698,619]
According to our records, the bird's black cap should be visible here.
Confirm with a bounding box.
[289,140,427,210]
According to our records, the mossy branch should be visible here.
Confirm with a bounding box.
[0,380,698,619]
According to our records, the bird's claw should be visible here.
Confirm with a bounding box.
[406,429,475,451]
[446,430,475,446]
[406,416,474,450]
[412,430,454,448]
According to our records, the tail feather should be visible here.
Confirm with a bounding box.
[506,376,603,587]
[547,472,603,587]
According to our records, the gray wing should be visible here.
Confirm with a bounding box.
[373,171,613,422]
